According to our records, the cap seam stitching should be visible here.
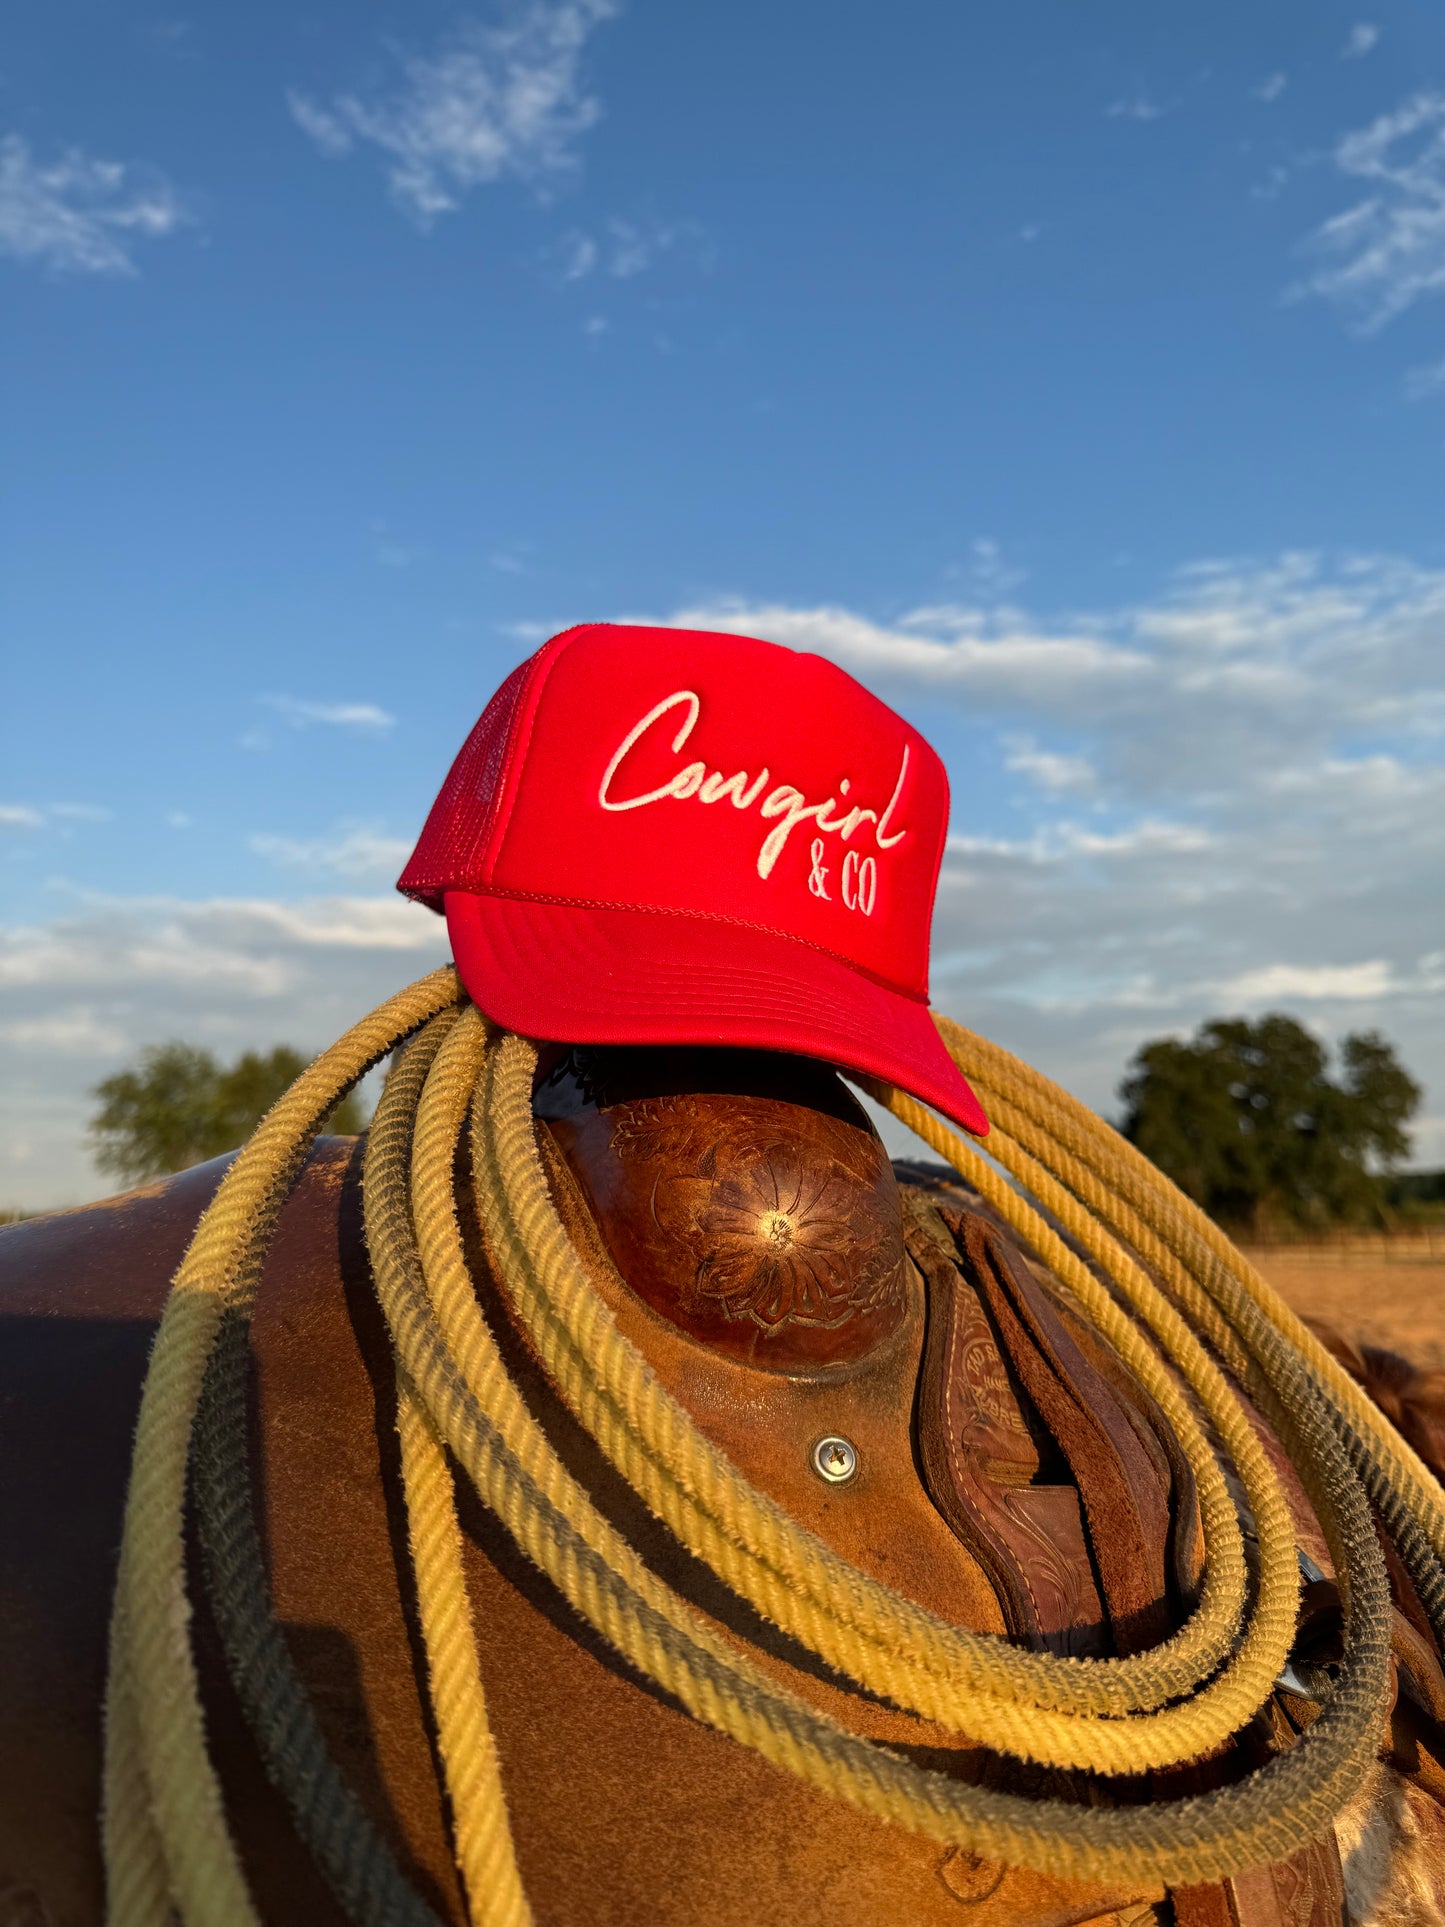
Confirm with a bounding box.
[447,885,931,1003]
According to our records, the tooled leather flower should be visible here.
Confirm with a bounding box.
[691,1146,879,1330]
[611,1096,906,1336]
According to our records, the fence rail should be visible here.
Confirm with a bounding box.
[1240,1232,1445,1266]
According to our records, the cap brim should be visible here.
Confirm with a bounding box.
[444,890,988,1138]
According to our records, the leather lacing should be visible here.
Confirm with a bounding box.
[101,967,1442,1923]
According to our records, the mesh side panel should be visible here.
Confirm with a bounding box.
[397,655,536,909]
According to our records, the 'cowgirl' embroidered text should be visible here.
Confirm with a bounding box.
[598,689,910,881]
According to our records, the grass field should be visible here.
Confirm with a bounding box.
[1244,1236,1445,1370]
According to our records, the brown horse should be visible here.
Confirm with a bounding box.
[4,1044,1445,1926]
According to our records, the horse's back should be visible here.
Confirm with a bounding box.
[1,1157,239,1920]
[12,1125,1445,1927]
[0,1141,1154,1927]
[0,1144,457,1927]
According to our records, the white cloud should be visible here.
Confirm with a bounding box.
[959,536,1028,597]
[249,825,412,878]
[0,892,450,1206]
[142,19,199,58]
[601,214,690,277]
[1210,961,1397,1003]
[49,802,112,822]
[0,1010,129,1054]
[260,695,396,732]
[674,554,1445,796]
[1252,164,1292,203]
[1058,820,1214,858]
[1005,742,1096,795]
[607,215,655,276]
[287,93,354,159]
[946,818,1213,863]
[666,600,1149,702]
[558,230,598,278]
[1297,92,1445,330]
[11,547,1443,1206]
[0,134,184,275]
[288,0,618,225]
[1106,97,1166,123]
[1342,23,1380,59]
[1254,73,1288,104]
[552,212,706,284]
[661,551,1444,1154]
[1405,357,1445,401]
[0,802,111,833]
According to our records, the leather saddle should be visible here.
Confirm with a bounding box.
[533,1045,1355,1927]
[4,1042,1445,1924]
[534,1043,1201,1671]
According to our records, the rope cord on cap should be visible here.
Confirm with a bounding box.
[100,970,1428,1921]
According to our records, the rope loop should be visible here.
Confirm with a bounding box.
[101,974,1427,1918]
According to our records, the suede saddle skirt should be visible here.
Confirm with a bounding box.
[4,1043,1445,1926]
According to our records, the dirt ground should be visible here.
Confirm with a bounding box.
[1242,1240,1445,1371]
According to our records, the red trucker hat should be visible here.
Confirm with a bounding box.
[398,623,988,1136]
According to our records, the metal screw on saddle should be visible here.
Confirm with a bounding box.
[812,1435,858,1485]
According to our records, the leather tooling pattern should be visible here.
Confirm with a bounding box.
[611,1094,906,1333]
[908,1199,1109,1656]
[909,1196,1189,1660]
[539,1058,911,1368]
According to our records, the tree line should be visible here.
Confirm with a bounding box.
[89,1044,366,1188]
[84,1011,1433,1237]
[1119,1012,1424,1236]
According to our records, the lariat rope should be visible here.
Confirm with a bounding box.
[101,968,1438,1922]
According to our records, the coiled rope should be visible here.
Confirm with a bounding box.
[190,1302,448,1927]
[923,1015,1445,1648]
[101,968,1434,1922]
[103,968,464,1927]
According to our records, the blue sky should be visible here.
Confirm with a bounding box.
[4,0,1444,1202]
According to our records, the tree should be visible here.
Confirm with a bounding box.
[1119,1013,1421,1236]
[89,1043,367,1187]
